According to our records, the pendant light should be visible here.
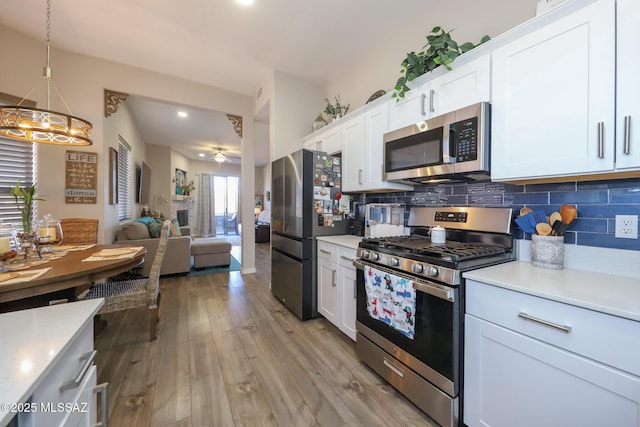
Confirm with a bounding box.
[0,0,93,146]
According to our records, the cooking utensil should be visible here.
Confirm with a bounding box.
[560,204,577,224]
[528,210,548,228]
[536,222,552,236]
[549,211,562,225]
[520,207,533,216]
[515,215,536,234]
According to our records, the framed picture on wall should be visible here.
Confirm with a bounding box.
[175,168,187,195]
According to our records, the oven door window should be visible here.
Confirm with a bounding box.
[384,127,443,173]
[356,264,458,383]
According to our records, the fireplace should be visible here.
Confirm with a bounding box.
[176,209,189,226]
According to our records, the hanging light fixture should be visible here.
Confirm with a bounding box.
[0,0,93,146]
[213,148,228,163]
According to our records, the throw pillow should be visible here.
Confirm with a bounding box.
[147,220,162,238]
[170,219,182,237]
[121,221,151,240]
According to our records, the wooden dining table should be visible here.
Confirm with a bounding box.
[0,245,145,305]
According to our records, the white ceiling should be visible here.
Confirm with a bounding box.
[0,0,439,167]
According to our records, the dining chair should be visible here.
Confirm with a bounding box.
[77,220,170,340]
[60,218,99,244]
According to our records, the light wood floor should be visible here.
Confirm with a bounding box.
[94,243,435,427]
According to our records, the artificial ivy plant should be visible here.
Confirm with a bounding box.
[392,27,490,100]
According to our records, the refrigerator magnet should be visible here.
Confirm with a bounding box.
[314,200,323,214]
[323,214,334,227]
[314,186,330,200]
[323,200,332,213]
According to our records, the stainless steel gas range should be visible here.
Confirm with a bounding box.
[354,206,515,427]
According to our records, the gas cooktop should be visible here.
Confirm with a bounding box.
[360,235,508,263]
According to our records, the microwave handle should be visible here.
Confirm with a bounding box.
[449,126,457,160]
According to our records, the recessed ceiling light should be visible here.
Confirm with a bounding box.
[198,153,205,157]
[177,111,188,118]
[236,0,254,6]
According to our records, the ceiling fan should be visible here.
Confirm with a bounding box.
[211,147,240,163]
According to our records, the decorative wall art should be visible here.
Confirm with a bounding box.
[65,150,98,204]
[175,168,187,195]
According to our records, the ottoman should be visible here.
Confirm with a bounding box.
[190,238,232,269]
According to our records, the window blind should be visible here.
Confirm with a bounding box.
[118,136,133,221]
[0,137,35,230]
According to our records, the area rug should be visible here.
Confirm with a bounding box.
[187,256,241,277]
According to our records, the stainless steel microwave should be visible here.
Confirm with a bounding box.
[383,102,490,184]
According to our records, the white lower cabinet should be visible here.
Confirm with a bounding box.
[19,317,107,427]
[317,241,357,340]
[464,280,640,427]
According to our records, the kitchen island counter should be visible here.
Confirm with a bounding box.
[0,299,103,426]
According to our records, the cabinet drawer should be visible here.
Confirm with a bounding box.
[338,247,357,269]
[317,241,338,263]
[31,321,94,426]
[466,280,640,377]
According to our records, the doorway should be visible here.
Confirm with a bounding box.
[214,175,239,235]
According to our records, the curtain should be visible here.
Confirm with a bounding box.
[195,173,215,237]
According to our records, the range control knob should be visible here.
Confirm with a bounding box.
[389,257,400,267]
[370,252,380,261]
[412,264,424,274]
[360,250,370,259]
[427,266,439,277]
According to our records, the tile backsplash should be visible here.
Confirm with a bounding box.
[351,177,640,251]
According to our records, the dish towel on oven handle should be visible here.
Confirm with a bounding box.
[364,265,416,339]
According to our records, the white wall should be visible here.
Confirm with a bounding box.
[271,70,324,160]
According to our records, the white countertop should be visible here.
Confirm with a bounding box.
[0,299,103,425]
[464,261,640,322]
[316,235,362,250]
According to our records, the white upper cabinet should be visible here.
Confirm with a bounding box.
[342,103,412,192]
[388,55,491,132]
[616,0,640,170]
[303,125,342,155]
[491,0,616,181]
[428,55,491,119]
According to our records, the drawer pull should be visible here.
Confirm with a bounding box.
[94,382,109,427]
[332,270,337,287]
[60,350,97,391]
[319,249,332,255]
[383,358,405,378]
[340,255,355,262]
[518,312,572,333]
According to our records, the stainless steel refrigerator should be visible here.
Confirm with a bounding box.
[271,149,349,320]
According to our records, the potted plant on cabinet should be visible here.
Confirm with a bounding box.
[392,27,490,100]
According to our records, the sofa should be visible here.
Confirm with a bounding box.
[114,220,192,276]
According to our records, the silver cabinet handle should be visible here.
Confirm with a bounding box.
[429,89,435,113]
[597,122,605,158]
[340,255,355,262]
[624,115,631,155]
[420,93,426,116]
[60,350,97,391]
[518,312,572,333]
[383,358,405,378]
[331,270,336,287]
[353,279,357,299]
[358,169,363,185]
[319,249,332,255]
[94,382,109,427]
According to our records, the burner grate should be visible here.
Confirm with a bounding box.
[362,236,506,262]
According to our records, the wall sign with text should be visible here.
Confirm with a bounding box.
[65,150,98,204]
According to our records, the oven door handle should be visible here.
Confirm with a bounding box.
[414,281,454,302]
[354,259,455,302]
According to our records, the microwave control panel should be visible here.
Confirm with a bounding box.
[450,117,478,162]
